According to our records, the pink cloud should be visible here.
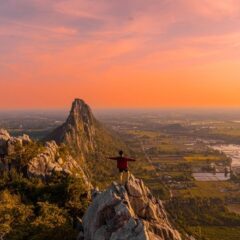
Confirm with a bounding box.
[1,0,240,108]
[182,0,240,19]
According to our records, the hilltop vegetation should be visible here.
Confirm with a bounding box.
[0,169,89,240]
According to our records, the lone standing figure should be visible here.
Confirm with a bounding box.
[109,150,136,184]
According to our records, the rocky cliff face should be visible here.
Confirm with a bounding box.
[0,128,31,156]
[0,129,91,188]
[0,129,32,171]
[46,99,97,157]
[46,99,128,183]
[80,175,181,240]
[27,141,91,187]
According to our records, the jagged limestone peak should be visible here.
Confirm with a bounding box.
[81,174,182,240]
[67,99,95,127]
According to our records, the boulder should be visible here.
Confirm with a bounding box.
[82,175,181,240]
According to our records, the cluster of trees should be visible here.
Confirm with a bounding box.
[167,197,240,226]
[166,197,240,239]
[0,169,89,240]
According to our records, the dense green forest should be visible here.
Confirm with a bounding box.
[0,169,89,240]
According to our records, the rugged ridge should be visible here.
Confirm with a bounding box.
[0,128,31,156]
[80,174,181,240]
[0,129,91,189]
[45,99,128,182]
[0,129,32,171]
[46,99,96,156]
[27,141,91,188]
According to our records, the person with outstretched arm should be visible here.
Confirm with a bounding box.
[109,150,136,184]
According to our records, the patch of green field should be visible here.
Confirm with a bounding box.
[178,181,236,199]
[127,130,161,137]
[146,144,182,156]
[211,128,240,137]
[152,158,185,164]
[184,154,225,162]
[142,177,170,200]
[189,226,240,240]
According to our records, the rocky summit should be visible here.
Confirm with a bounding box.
[46,99,97,156]
[46,99,126,157]
[80,174,181,240]
[46,99,128,183]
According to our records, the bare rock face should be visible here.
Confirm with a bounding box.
[0,129,31,156]
[0,129,11,155]
[82,175,181,240]
[45,99,127,166]
[0,129,92,189]
[45,99,129,184]
[27,141,91,187]
[46,99,97,156]
[20,134,32,145]
[0,129,32,172]
[0,129,11,141]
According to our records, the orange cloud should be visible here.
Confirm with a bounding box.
[0,0,240,109]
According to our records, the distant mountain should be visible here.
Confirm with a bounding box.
[45,99,128,185]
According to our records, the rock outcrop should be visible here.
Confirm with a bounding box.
[0,129,10,155]
[27,141,91,187]
[0,128,31,156]
[0,129,32,172]
[45,99,98,156]
[46,99,127,158]
[81,175,181,240]
[45,99,128,182]
[0,129,91,188]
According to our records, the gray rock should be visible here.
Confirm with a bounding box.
[45,99,96,155]
[0,129,11,155]
[0,129,31,156]
[27,141,92,189]
[82,174,181,240]
[20,134,32,145]
[0,129,10,141]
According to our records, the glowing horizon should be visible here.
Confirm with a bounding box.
[1,0,240,109]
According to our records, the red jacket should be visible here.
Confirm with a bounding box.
[109,156,136,170]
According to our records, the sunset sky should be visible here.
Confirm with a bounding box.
[0,0,240,109]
